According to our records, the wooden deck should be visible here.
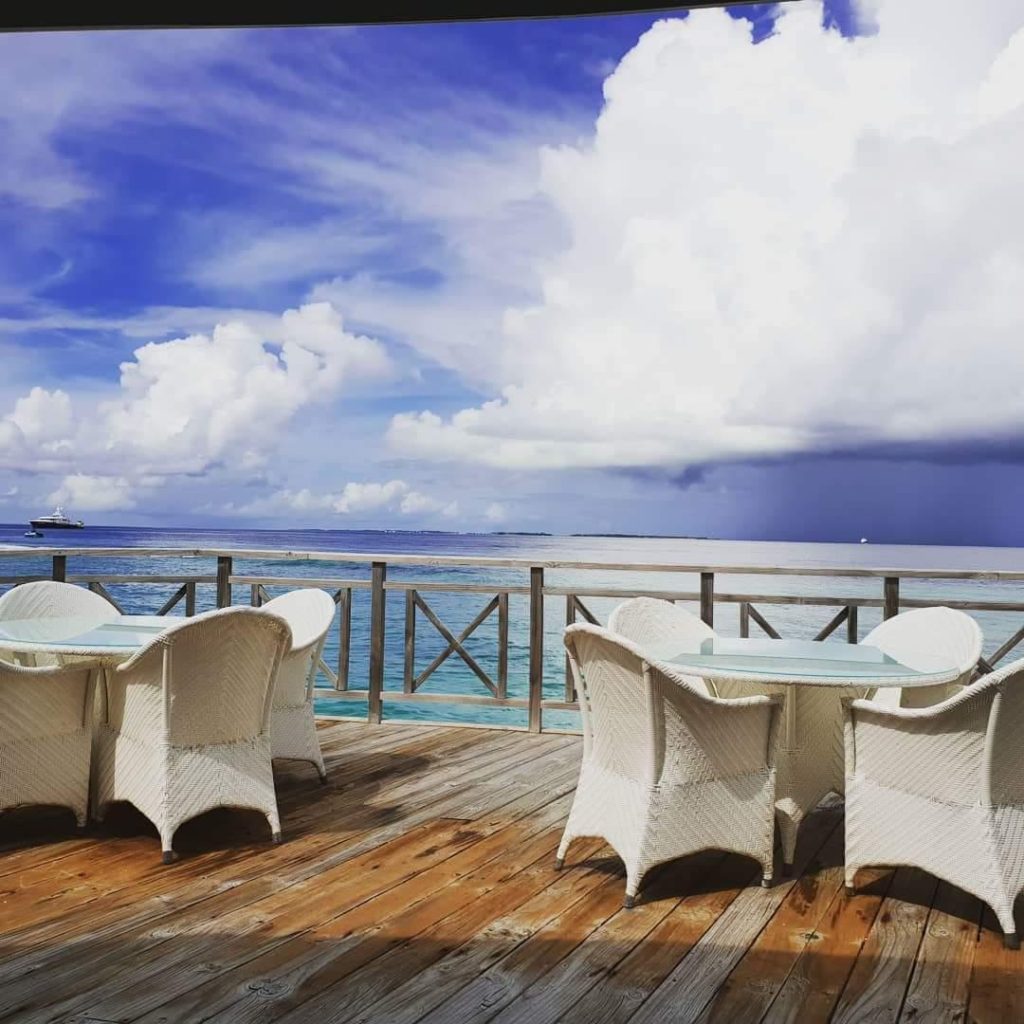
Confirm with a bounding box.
[0,722,1021,1024]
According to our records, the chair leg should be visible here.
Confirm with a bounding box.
[266,803,282,845]
[555,831,572,872]
[777,813,800,874]
[623,866,643,909]
[161,823,177,864]
[844,865,857,896]
[311,749,328,784]
[995,905,1020,949]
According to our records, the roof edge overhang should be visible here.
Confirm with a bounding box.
[2,2,784,33]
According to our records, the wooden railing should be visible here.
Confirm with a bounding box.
[2,546,1024,731]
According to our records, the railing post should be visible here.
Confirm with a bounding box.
[216,556,233,608]
[403,589,416,694]
[700,572,714,628]
[185,581,197,617]
[883,577,899,620]
[528,566,544,733]
[497,591,509,701]
[847,604,858,643]
[368,561,387,724]
[336,587,351,691]
[739,601,750,638]
[51,555,66,582]
[564,595,576,702]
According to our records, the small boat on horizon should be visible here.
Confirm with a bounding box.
[29,506,84,530]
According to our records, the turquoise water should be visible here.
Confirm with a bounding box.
[4,525,1024,730]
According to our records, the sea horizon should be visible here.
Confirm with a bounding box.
[6,521,1024,560]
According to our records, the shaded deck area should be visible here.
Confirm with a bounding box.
[0,721,1021,1023]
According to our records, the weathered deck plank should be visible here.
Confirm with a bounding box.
[899,882,981,1024]
[693,826,882,1024]
[0,726,511,960]
[554,854,747,1024]
[0,721,1018,1024]
[626,805,842,1024]
[829,867,939,1024]
[3,736,577,1022]
[963,908,1024,1024]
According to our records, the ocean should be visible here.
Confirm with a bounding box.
[4,524,1024,730]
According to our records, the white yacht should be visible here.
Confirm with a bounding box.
[29,505,85,530]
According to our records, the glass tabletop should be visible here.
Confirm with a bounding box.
[0,615,175,652]
[644,637,958,685]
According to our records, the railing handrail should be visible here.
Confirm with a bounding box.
[2,545,1024,580]
[4,544,1024,732]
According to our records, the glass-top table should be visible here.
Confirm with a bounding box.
[638,634,965,871]
[644,636,961,688]
[0,615,177,659]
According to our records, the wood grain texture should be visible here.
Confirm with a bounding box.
[830,867,939,1024]
[966,908,1024,1024]
[900,882,981,1024]
[0,723,1019,1024]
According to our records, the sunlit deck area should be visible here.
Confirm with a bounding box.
[0,719,1019,1024]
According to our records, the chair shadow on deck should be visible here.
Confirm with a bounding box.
[0,747,435,859]
[2,708,1023,1024]
[1,803,1023,1023]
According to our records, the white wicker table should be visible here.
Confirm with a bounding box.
[0,614,177,663]
[645,636,963,867]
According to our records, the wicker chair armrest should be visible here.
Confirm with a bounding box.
[0,663,94,741]
[105,661,164,740]
[708,692,784,711]
[846,679,987,721]
[843,688,992,805]
[712,692,783,770]
[652,658,782,710]
[657,667,782,778]
[115,636,168,676]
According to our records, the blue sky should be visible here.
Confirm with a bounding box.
[2,0,1024,545]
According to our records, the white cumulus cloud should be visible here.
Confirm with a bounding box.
[0,387,76,474]
[102,302,389,473]
[333,479,412,515]
[7,387,73,444]
[240,479,457,520]
[48,473,137,512]
[0,302,394,515]
[388,0,1024,472]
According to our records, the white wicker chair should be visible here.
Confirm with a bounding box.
[0,581,118,665]
[92,607,291,863]
[0,660,95,828]
[862,606,983,709]
[261,588,336,782]
[557,623,782,905]
[608,596,716,696]
[844,656,1024,949]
